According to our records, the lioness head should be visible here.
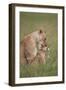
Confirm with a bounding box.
[38,29,47,52]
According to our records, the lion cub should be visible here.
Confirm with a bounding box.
[20,30,47,64]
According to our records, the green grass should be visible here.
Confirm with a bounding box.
[20,12,58,78]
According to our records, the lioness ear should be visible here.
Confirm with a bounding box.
[39,29,43,34]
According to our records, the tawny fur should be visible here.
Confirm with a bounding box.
[20,30,47,64]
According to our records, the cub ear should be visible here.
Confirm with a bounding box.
[39,29,43,34]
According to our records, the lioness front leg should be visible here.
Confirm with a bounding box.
[24,48,37,64]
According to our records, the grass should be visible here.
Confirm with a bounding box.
[20,12,58,78]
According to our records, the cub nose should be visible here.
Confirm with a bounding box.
[41,44,47,48]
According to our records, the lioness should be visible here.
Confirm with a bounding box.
[20,30,47,64]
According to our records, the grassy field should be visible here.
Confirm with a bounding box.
[20,12,58,77]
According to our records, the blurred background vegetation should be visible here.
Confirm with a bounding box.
[20,12,58,77]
